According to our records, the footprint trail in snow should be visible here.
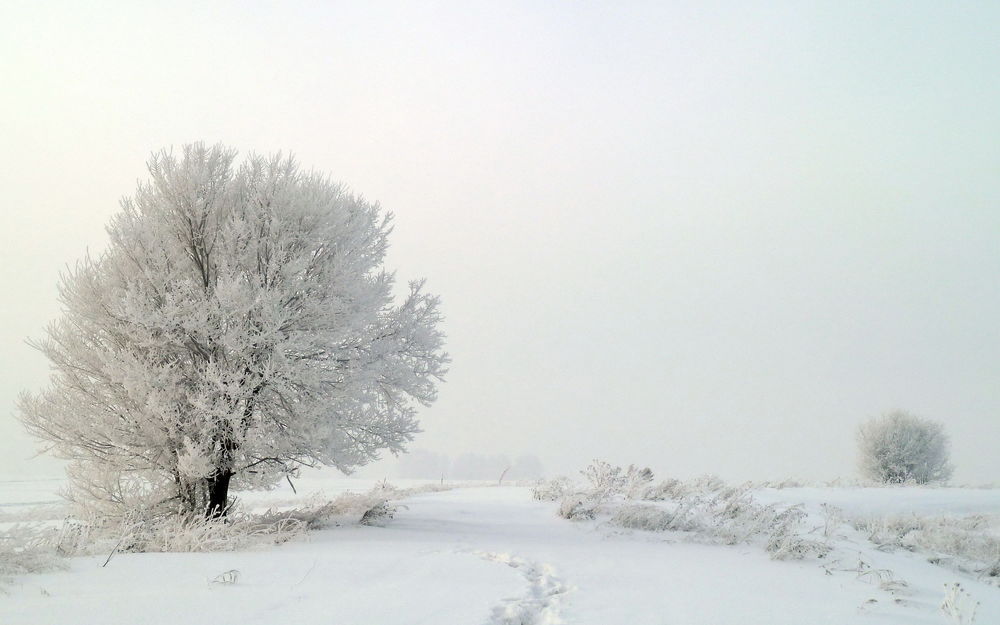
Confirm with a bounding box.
[474,551,571,625]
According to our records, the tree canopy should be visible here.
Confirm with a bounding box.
[857,411,952,484]
[19,143,448,517]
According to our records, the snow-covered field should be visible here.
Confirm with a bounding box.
[2,472,999,624]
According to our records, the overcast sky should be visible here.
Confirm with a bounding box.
[2,1,998,483]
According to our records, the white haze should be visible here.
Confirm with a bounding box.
[1,1,998,483]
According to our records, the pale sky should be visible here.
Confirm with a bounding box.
[2,1,998,482]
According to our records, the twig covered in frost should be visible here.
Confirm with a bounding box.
[941,582,979,624]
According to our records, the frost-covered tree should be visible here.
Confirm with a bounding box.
[857,411,953,484]
[19,143,448,517]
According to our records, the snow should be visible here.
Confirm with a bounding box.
[752,485,1000,518]
[0,478,63,509]
[2,476,999,624]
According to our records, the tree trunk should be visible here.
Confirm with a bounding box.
[206,470,233,519]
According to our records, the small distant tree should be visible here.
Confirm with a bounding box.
[857,411,953,484]
[19,143,448,518]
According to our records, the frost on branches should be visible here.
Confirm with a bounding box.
[857,411,953,485]
[18,144,448,518]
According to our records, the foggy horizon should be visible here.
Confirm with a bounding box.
[3,2,999,484]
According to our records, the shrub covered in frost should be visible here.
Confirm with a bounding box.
[10,482,439,572]
[611,502,706,534]
[359,500,397,526]
[623,465,655,500]
[857,411,953,484]
[640,478,689,501]
[687,474,727,493]
[555,466,831,561]
[578,460,656,501]
[531,476,574,502]
[856,514,1000,583]
[581,460,627,500]
[763,506,831,560]
[558,494,599,521]
[609,489,830,561]
[0,525,65,584]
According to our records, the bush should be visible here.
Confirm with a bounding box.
[857,411,953,484]
[557,494,599,521]
[581,460,627,500]
[611,503,704,534]
[622,466,655,500]
[579,460,655,501]
[855,514,1000,583]
[531,477,574,502]
[640,478,689,501]
[1,525,66,584]
[607,487,831,561]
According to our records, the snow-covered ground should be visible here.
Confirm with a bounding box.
[753,485,1000,518]
[2,474,999,624]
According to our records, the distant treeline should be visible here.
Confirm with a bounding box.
[396,450,543,481]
